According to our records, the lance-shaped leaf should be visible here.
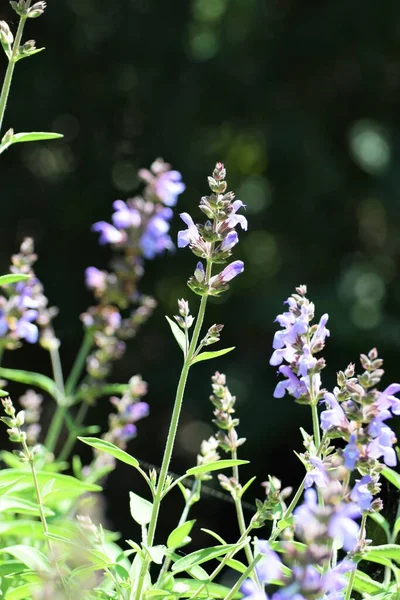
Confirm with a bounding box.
[165,316,186,352]
[78,437,139,468]
[190,347,235,365]
[0,131,63,155]
[186,459,248,477]
[171,541,248,574]
[167,520,196,549]
[129,491,153,526]
[0,368,60,402]
[0,274,30,286]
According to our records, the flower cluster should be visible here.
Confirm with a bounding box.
[18,388,43,445]
[242,484,359,600]
[0,238,57,349]
[178,162,246,296]
[270,285,330,404]
[320,348,400,469]
[103,375,149,449]
[82,159,185,392]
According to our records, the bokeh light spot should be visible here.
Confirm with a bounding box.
[112,161,138,192]
[349,120,390,175]
[237,176,272,214]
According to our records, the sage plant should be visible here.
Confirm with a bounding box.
[0,3,400,600]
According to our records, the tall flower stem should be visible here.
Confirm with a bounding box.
[44,345,67,454]
[133,263,212,600]
[344,514,367,600]
[156,479,201,586]
[0,2,32,135]
[231,450,259,587]
[223,553,263,600]
[65,329,94,396]
[311,402,321,449]
[58,401,89,462]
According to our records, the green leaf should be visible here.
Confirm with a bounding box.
[0,368,60,401]
[167,520,196,549]
[5,582,39,600]
[129,491,153,526]
[200,529,226,545]
[365,545,400,563]
[0,545,52,573]
[171,542,246,574]
[352,569,384,594]
[145,545,166,565]
[172,579,242,598]
[190,347,235,365]
[186,459,249,477]
[0,274,30,286]
[0,496,54,517]
[0,469,101,507]
[369,512,391,541]
[240,476,257,498]
[165,316,186,353]
[0,131,62,154]
[381,466,400,490]
[166,551,209,580]
[15,47,45,62]
[78,436,139,468]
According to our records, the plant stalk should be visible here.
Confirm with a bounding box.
[0,2,32,134]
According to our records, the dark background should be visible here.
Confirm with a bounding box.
[1,0,400,565]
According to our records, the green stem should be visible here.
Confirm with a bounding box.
[65,330,94,396]
[21,438,52,553]
[311,402,321,450]
[344,513,367,600]
[232,449,259,586]
[44,345,67,454]
[269,476,306,542]
[223,552,263,600]
[188,520,254,600]
[58,401,90,462]
[134,263,212,600]
[0,3,32,135]
[157,479,201,586]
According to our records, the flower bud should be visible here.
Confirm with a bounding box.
[10,1,27,17]
[194,261,205,283]
[0,21,13,45]
[27,1,46,17]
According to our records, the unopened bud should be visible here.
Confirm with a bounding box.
[213,162,226,181]
[178,298,189,317]
[27,1,46,17]
[10,1,27,17]
[0,21,13,45]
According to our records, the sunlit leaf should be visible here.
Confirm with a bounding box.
[171,542,247,574]
[165,316,186,353]
[129,491,153,526]
[190,347,235,365]
[0,545,51,573]
[0,274,30,286]
[0,368,60,401]
[186,459,248,476]
[352,569,384,594]
[167,520,196,549]
[171,579,242,598]
[78,436,139,468]
[381,466,400,490]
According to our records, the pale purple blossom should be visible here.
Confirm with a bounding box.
[343,434,360,471]
[155,170,186,206]
[177,213,201,248]
[328,502,360,551]
[320,393,350,432]
[255,540,284,583]
[304,457,330,489]
[85,267,107,293]
[92,222,125,245]
[350,475,373,512]
[368,424,397,466]
[140,208,174,259]
[112,200,141,229]
[226,200,248,230]
[376,383,400,415]
[274,365,307,399]
[212,260,244,283]
[220,230,239,252]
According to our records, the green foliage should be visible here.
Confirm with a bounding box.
[78,436,139,468]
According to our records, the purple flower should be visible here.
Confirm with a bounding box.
[328,502,360,551]
[322,561,355,599]
[226,200,248,231]
[273,365,306,399]
[123,401,150,422]
[155,170,185,206]
[255,540,283,583]
[368,424,397,466]
[213,260,244,283]
[92,222,125,245]
[294,488,325,541]
[350,475,373,512]
[297,345,317,377]
[140,209,174,259]
[177,213,201,248]
[220,230,239,252]
[376,383,400,416]
[270,344,297,367]
[320,393,350,432]
[310,313,330,351]
[15,310,39,343]
[112,200,141,229]
[194,262,205,283]
[113,423,137,444]
[343,434,360,470]
[240,580,268,600]
[304,457,330,489]
[85,267,107,293]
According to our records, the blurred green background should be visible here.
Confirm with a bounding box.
[1,0,400,551]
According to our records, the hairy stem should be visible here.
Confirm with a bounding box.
[156,479,201,586]
[0,2,32,134]
[133,263,212,600]
[232,450,259,587]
